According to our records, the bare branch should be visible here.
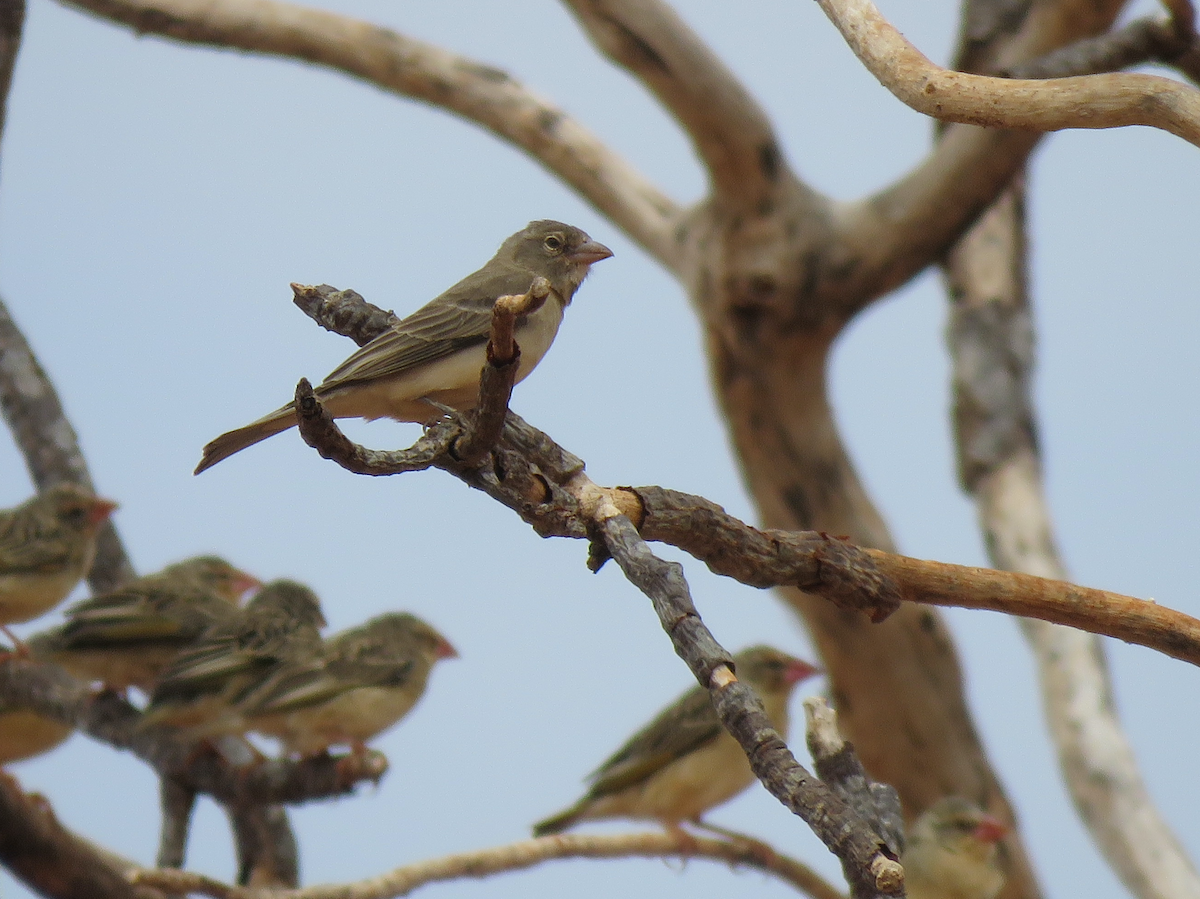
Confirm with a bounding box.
[815,0,1200,147]
[132,830,847,899]
[291,285,398,349]
[803,698,904,861]
[561,0,814,213]
[59,0,682,269]
[1001,17,1197,80]
[0,771,165,899]
[155,777,195,870]
[292,287,1200,670]
[944,181,1200,898]
[450,277,549,467]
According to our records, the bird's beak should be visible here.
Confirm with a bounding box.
[568,239,614,266]
[87,498,120,527]
[785,658,822,685]
[231,570,262,599]
[436,637,459,660]
[973,814,1008,844]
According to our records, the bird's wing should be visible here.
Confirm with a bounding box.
[59,580,210,646]
[242,656,415,714]
[0,514,73,574]
[585,686,722,797]
[320,266,543,387]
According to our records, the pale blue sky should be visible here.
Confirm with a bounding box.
[2,2,1197,898]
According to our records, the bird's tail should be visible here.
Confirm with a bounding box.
[194,406,296,474]
[532,800,588,838]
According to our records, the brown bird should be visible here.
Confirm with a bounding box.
[195,220,612,473]
[903,797,1007,899]
[142,579,326,737]
[533,646,819,836]
[0,483,118,644]
[0,705,72,765]
[29,556,259,691]
[241,612,457,756]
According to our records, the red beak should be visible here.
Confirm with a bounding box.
[568,239,614,266]
[87,498,119,527]
[973,814,1008,844]
[785,658,822,685]
[231,570,262,598]
[436,638,459,660]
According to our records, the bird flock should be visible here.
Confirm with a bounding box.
[0,222,1005,898]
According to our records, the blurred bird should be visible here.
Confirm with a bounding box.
[903,797,1007,899]
[0,705,72,765]
[195,220,613,474]
[241,612,457,756]
[0,483,118,644]
[29,556,259,691]
[142,579,326,737]
[533,646,819,836]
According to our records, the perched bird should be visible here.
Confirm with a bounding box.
[0,483,118,642]
[241,612,457,756]
[0,705,72,765]
[903,797,1007,899]
[533,646,819,836]
[29,556,259,691]
[142,579,326,737]
[195,220,613,473]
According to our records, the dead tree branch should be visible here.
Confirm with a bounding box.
[0,771,164,899]
[815,0,1200,147]
[943,175,1200,898]
[58,0,682,269]
[132,829,848,899]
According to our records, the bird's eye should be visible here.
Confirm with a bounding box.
[543,234,564,253]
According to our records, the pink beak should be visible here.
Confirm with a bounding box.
[87,498,119,527]
[436,638,459,660]
[568,239,614,266]
[785,658,822,685]
[973,814,1008,844]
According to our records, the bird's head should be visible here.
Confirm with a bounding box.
[734,646,821,694]
[505,220,613,302]
[170,556,261,603]
[41,483,118,534]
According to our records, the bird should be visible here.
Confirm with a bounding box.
[0,704,72,765]
[141,579,326,737]
[532,646,820,836]
[28,556,259,692]
[195,220,613,474]
[240,612,457,756]
[903,797,1007,899]
[0,483,118,644]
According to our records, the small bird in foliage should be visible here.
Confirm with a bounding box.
[195,220,613,473]
[903,797,1007,899]
[142,579,326,737]
[241,612,457,756]
[29,556,259,691]
[533,646,819,836]
[0,705,72,765]
[0,484,118,644]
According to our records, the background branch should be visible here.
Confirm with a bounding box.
[944,178,1200,898]
[134,829,847,899]
[60,0,682,269]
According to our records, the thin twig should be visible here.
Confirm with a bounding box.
[0,771,164,899]
[590,505,898,897]
[131,830,846,899]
